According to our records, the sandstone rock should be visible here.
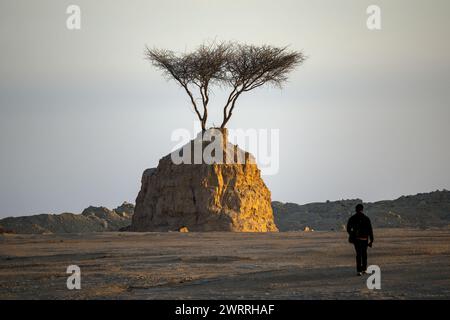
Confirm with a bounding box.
[0,226,14,234]
[130,129,278,232]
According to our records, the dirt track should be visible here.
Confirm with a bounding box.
[1,229,449,299]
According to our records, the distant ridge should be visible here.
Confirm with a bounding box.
[0,202,133,234]
[273,189,450,231]
[1,190,449,234]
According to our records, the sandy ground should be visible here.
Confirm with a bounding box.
[0,229,449,299]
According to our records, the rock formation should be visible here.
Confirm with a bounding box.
[130,129,278,232]
[0,203,132,234]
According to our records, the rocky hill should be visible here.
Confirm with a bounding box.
[273,190,450,231]
[0,202,133,234]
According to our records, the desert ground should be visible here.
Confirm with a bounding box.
[0,229,449,299]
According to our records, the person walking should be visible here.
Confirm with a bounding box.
[347,204,374,276]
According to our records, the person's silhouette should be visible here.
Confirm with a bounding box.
[346,204,374,276]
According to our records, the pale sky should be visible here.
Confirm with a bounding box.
[1,0,449,217]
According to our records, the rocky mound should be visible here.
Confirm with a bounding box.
[130,129,278,232]
[0,226,14,234]
[0,203,133,234]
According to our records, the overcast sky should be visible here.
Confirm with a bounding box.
[1,0,449,217]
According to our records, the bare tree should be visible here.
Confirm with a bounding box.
[145,42,305,130]
[220,44,305,128]
[145,43,229,131]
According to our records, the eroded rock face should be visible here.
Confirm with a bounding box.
[130,129,278,232]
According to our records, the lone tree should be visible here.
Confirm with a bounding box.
[145,42,305,130]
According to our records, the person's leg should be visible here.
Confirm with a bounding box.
[354,241,362,272]
[361,241,368,272]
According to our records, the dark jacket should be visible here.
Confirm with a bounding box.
[347,213,374,243]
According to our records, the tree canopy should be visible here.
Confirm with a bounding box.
[145,42,305,130]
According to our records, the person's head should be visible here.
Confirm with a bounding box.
[355,204,364,213]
